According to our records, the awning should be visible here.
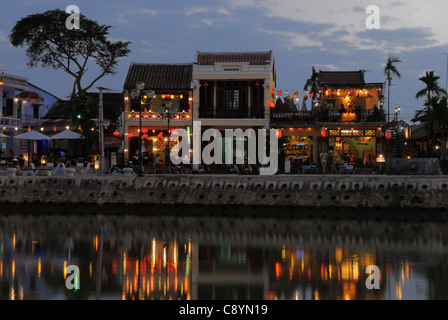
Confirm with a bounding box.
[15,91,44,102]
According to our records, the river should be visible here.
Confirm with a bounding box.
[0,205,447,300]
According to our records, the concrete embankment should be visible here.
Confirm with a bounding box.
[0,174,448,210]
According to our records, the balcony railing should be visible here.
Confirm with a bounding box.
[271,109,385,124]
[0,117,21,128]
[199,106,265,119]
[126,111,191,122]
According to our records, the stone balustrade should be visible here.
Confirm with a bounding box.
[0,174,448,209]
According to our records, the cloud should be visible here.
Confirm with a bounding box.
[185,7,209,16]
[225,0,448,53]
[201,19,215,26]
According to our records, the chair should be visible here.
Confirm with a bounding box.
[82,162,91,174]
[52,163,67,175]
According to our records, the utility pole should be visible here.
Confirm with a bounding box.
[98,87,105,175]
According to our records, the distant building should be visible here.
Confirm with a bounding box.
[0,71,60,159]
[122,63,193,165]
[271,70,386,169]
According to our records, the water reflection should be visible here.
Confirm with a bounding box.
[0,211,447,300]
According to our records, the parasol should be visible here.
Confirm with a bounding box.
[50,129,84,140]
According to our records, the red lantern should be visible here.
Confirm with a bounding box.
[294,91,299,98]
[321,128,327,138]
[141,128,148,134]
[385,130,392,139]
[128,133,133,138]
[276,130,282,138]
[277,90,282,96]
[269,102,276,108]
[113,131,119,136]
[142,134,149,139]
[310,92,314,98]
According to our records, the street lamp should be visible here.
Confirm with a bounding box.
[130,82,155,177]
[158,101,176,173]
[394,106,401,129]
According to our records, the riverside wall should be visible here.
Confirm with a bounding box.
[0,174,448,209]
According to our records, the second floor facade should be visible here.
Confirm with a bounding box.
[192,51,276,128]
[271,70,386,126]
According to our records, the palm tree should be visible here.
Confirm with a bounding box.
[414,96,448,160]
[415,70,447,103]
[384,57,401,123]
[303,66,319,109]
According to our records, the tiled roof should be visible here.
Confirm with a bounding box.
[123,63,193,91]
[319,71,366,86]
[196,51,273,66]
[43,92,123,120]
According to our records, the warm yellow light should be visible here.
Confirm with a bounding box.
[40,127,44,131]
[124,149,128,153]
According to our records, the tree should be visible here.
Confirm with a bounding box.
[65,90,97,158]
[414,96,448,160]
[9,9,131,98]
[384,56,401,123]
[415,70,447,103]
[303,66,319,109]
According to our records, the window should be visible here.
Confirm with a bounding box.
[226,89,240,110]
[223,68,240,72]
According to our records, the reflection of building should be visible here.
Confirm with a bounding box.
[272,70,386,168]
[269,246,384,300]
[122,63,193,166]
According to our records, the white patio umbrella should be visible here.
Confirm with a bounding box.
[14,130,51,140]
[50,129,84,140]
[13,130,51,166]
[0,133,9,138]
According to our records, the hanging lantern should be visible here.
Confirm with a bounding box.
[142,134,149,139]
[321,127,327,138]
[276,130,282,138]
[385,129,392,139]
[113,131,120,136]
[294,91,299,98]
[309,92,314,98]
[128,132,133,138]
[277,90,282,96]
[269,102,276,108]
[141,128,148,134]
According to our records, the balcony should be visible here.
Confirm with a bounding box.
[0,117,21,128]
[271,109,385,124]
[199,106,265,119]
[126,111,191,122]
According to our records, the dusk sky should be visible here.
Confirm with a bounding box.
[1,0,448,122]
